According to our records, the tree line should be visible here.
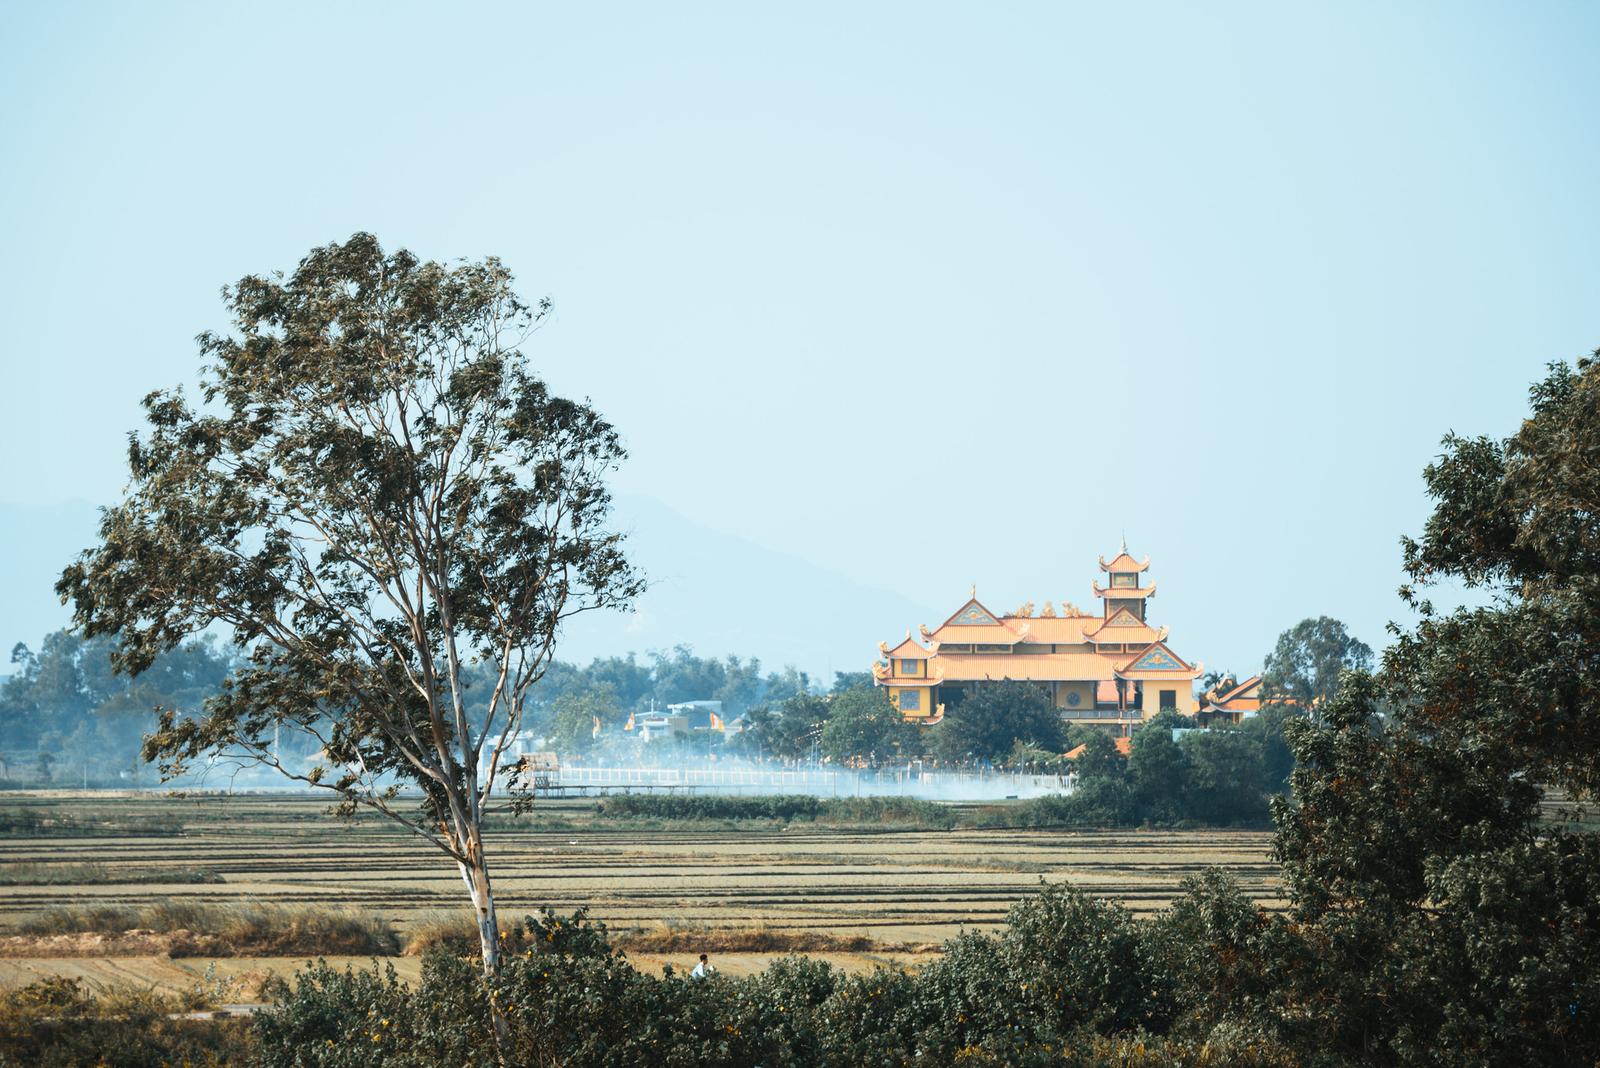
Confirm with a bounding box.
[2,619,1345,791]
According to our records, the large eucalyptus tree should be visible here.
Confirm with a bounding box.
[58,234,642,976]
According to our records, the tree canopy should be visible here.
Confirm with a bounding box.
[56,235,642,979]
[819,686,919,765]
[1261,615,1373,708]
[931,681,1064,763]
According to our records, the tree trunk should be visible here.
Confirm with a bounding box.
[460,843,512,1059]
[463,856,501,973]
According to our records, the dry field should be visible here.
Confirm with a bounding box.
[0,792,1277,991]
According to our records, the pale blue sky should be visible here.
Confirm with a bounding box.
[2,2,1597,675]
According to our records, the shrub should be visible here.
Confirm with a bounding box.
[0,976,253,1067]
[247,893,1308,1068]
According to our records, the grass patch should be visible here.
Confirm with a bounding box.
[0,807,186,837]
[0,861,223,885]
[5,901,399,956]
[593,793,956,828]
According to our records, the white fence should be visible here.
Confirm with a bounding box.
[552,764,1070,800]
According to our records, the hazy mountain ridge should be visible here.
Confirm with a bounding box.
[0,495,932,677]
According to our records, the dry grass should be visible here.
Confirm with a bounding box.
[401,913,914,957]
[4,902,399,957]
[402,912,526,956]
[0,794,1281,962]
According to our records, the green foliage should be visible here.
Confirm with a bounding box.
[1181,729,1271,826]
[0,977,251,1067]
[248,886,1298,1067]
[728,691,830,761]
[547,685,623,756]
[931,680,1064,763]
[594,793,955,828]
[0,631,234,782]
[819,685,919,764]
[598,793,823,822]
[54,234,645,976]
[1261,615,1373,708]
[1127,714,1188,823]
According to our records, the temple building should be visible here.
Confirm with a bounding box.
[872,545,1203,735]
[1196,675,1266,727]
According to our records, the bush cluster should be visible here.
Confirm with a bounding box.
[0,976,250,1067]
[247,888,1302,1068]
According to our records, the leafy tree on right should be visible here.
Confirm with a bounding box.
[1211,353,1600,1065]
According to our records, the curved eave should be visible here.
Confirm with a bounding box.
[1093,582,1157,599]
[882,675,941,688]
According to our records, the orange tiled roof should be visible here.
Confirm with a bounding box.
[1213,674,1262,703]
[936,653,1118,683]
[1007,616,1098,643]
[1083,610,1164,642]
[1203,674,1264,711]
[1066,737,1133,758]
[1094,582,1156,599]
[927,623,1021,645]
[884,635,932,659]
[1098,552,1150,573]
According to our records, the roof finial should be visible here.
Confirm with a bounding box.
[1120,531,1127,554]
[970,582,977,599]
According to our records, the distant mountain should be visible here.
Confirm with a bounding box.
[555,493,937,678]
[0,495,931,678]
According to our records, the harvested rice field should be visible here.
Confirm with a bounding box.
[0,792,1278,990]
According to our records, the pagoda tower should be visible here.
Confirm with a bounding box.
[1093,541,1155,622]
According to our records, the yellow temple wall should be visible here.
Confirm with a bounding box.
[1139,681,1198,717]
[889,686,934,719]
[1054,681,1095,710]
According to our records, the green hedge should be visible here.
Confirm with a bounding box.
[593,794,954,827]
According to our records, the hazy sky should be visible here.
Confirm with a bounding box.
[2,2,1597,674]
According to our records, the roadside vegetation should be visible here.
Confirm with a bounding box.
[1,902,399,957]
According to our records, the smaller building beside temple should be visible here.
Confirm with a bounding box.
[872,544,1203,736]
[1196,675,1266,727]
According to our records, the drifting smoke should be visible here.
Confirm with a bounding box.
[545,757,1073,802]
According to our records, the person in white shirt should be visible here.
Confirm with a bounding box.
[690,953,715,979]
